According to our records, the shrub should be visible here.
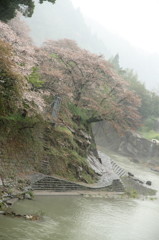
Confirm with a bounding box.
[0,39,22,116]
[27,67,44,88]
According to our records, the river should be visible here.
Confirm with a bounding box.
[0,151,159,240]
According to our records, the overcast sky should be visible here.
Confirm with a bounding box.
[71,0,159,54]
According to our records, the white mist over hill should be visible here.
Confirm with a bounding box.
[24,0,159,91]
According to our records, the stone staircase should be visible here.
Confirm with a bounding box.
[31,175,124,192]
[40,160,51,175]
[31,153,127,193]
[32,176,89,191]
[110,159,127,177]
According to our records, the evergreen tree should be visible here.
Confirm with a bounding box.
[110,54,159,120]
[0,0,56,22]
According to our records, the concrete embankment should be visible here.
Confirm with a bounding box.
[122,176,156,196]
[31,174,124,193]
[30,149,157,196]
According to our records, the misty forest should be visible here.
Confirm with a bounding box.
[0,1,159,240]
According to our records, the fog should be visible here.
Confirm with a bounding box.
[23,0,159,91]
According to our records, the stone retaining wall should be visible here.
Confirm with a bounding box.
[31,175,124,192]
[122,176,156,196]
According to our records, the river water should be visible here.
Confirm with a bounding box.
[0,151,159,240]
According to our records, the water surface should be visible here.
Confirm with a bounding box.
[0,151,159,240]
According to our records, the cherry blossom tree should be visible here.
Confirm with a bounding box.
[0,19,141,131]
[0,20,36,76]
[0,19,49,114]
[38,39,141,131]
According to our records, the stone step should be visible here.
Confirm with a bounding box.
[36,187,87,190]
[34,185,86,188]
[110,160,127,177]
[33,182,82,185]
[113,165,119,170]
[32,184,88,188]
[32,187,124,192]
[117,169,125,175]
[31,174,125,192]
[32,184,124,192]
[35,185,91,188]
[33,186,88,188]
[32,188,87,190]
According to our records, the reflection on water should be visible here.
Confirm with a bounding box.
[0,151,159,240]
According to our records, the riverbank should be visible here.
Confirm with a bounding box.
[33,190,124,197]
[0,186,34,213]
[33,190,158,201]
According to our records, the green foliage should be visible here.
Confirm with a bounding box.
[0,201,7,211]
[0,40,22,117]
[27,191,34,199]
[0,113,39,123]
[139,117,159,140]
[0,0,34,22]
[39,0,56,3]
[28,67,44,88]
[110,54,159,120]
[122,70,151,118]
[54,125,81,152]
[140,130,159,140]
[109,54,120,71]
[126,190,138,198]
[142,117,156,131]
[55,126,73,136]
[66,149,86,163]
[0,113,24,122]
[48,146,89,181]
[0,112,42,142]
[0,0,56,22]
[126,70,159,119]
[68,103,89,123]
[149,197,157,200]
[43,121,96,183]
[50,53,59,59]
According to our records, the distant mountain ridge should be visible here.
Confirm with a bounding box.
[86,18,159,91]
[24,0,159,91]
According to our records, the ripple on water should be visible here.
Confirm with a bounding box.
[0,216,59,240]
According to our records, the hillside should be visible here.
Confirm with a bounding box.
[0,18,143,185]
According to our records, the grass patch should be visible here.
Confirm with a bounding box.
[47,143,95,183]
[139,130,159,140]
[55,126,73,137]
[68,103,89,124]
[126,190,138,198]
[27,67,44,88]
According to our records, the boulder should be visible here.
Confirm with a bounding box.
[128,172,134,177]
[25,193,33,200]
[146,181,152,186]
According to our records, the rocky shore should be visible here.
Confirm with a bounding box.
[0,177,34,215]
